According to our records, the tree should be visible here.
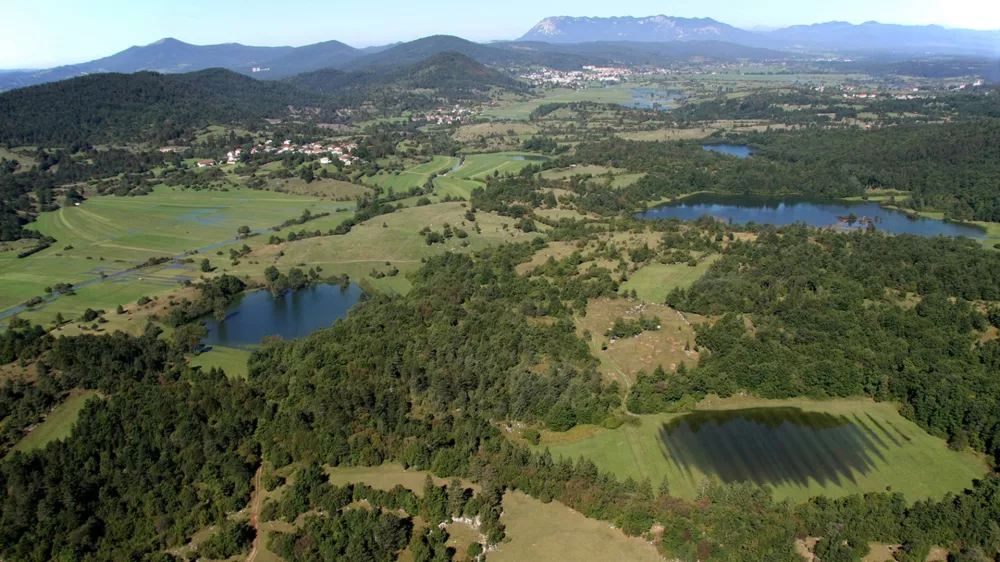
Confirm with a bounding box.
[200,258,212,272]
[237,225,250,235]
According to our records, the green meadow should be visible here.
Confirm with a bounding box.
[8,390,99,456]
[538,397,988,503]
[360,155,458,192]
[482,86,636,120]
[1,186,349,324]
[619,255,720,303]
[452,152,549,180]
[190,345,252,380]
[432,176,481,199]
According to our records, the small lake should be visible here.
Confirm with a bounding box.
[201,283,364,348]
[627,87,685,110]
[510,154,549,161]
[637,194,986,238]
[659,408,898,487]
[702,144,753,158]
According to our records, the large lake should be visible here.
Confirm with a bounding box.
[659,408,896,487]
[201,283,364,348]
[702,143,753,158]
[637,194,986,238]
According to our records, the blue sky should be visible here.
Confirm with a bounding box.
[0,0,996,68]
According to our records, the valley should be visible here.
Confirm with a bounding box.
[0,10,998,562]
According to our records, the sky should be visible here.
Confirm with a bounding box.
[0,0,997,69]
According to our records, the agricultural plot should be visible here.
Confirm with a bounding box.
[8,390,98,455]
[432,176,481,200]
[452,152,549,181]
[360,156,458,192]
[619,255,720,303]
[0,186,348,324]
[539,397,989,503]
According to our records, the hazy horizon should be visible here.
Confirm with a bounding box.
[1,0,997,69]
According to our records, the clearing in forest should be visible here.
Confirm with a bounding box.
[538,397,990,504]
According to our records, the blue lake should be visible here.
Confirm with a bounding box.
[201,283,364,348]
[702,144,753,158]
[627,87,685,110]
[637,194,986,238]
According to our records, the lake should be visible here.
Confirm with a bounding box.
[702,144,753,158]
[201,283,364,348]
[659,408,891,487]
[627,87,685,110]
[637,194,986,238]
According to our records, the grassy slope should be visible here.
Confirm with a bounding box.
[8,390,98,455]
[361,156,458,192]
[452,152,548,181]
[538,397,989,504]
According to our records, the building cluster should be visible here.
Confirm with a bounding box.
[410,105,474,125]
[195,139,359,168]
[518,65,675,87]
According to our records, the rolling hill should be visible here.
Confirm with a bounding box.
[0,68,329,146]
[288,51,526,98]
[0,38,292,91]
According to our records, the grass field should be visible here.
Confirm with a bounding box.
[8,390,98,455]
[538,397,989,503]
[452,152,549,180]
[1,186,348,324]
[361,156,458,192]
[190,345,252,379]
[232,202,527,295]
[619,256,720,303]
[433,176,481,200]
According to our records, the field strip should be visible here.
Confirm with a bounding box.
[98,243,174,254]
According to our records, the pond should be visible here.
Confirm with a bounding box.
[201,283,364,348]
[627,87,685,110]
[510,154,550,161]
[659,408,891,487]
[637,193,986,238]
[702,144,753,158]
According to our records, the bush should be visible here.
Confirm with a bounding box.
[521,428,541,445]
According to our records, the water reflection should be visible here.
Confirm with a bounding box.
[658,407,907,488]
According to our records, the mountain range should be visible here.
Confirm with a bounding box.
[520,16,1000,57]
[0,16,996,93]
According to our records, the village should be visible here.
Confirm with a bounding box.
[409,104,476,125]
[193,139,360,168]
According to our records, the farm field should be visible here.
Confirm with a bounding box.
[8,390,98,455]
[0,186,348,324]
[537,397,989,503]
[619,256,720,303]
[360,156,458,192]
[433,176,481,200]
[452,152,549,180]
[232,202,530,295]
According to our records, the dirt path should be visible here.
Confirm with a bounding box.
[246,466,263,562]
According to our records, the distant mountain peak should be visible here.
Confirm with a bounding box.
[519,15,750,43]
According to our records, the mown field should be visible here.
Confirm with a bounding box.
[452,152,549,181]
[537,397,989,503]
[360,156,458,192]
[7,390,98,456]
[189,345,252,380]
[0,186,349,325]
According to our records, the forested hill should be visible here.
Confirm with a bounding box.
[0,68,329,146]
[287,51,527,99]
